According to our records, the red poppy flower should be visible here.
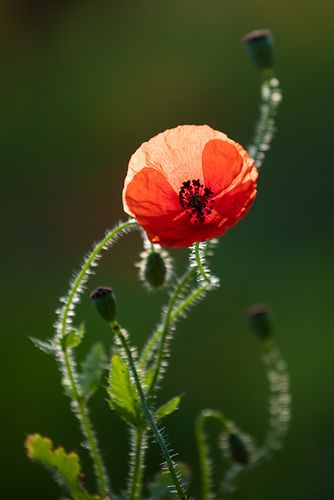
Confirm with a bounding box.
[122,125,258,247]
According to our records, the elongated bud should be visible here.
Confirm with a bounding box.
[90,286,116,322]
[144,251,167,288]
[137,242,172,290]
[247,304,272,340]
[242,29,274,72]
[228,432,250,466]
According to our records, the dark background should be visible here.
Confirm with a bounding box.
[2,1,333,498]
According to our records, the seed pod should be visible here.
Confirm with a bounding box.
[247,304,272,340]
[228,432,250,466]
[90,286,116,322]
[242,29,274,71]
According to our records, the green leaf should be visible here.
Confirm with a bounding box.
[154,396,182,420]
[107,354,143,426]
[63,324,85,349]
[30,337,55,355]
[25,434,101,500]
[79,342,107,399]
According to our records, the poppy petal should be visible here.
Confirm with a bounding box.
[124,166,180,220]
[124,124,228,194]
[213,179,257,230]
[202,138,256,196]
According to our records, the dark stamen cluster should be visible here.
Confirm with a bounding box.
[179,179,214,223]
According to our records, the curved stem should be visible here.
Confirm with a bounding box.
[55,219,138,496]
[113,322,188,500]
[195,410,228,500]
[220,340,290,496]
[248,74,282,169]
[58,219,137,340]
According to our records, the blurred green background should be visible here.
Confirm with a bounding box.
[2,0,333,498]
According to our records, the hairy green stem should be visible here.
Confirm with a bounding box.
[194,242,210,283]
[113,322,188,500]
[56,219,137,496]
[63,350,109,496]
[139,268,196,372]
[170,284,208,323]
[195,410,228,500]
[59,220,137,338]
[129,428,146,500]
[249,74,282,169]
[62,349,109,496]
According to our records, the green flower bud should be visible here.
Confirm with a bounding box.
[242,29,274,71]
[137,241,172,290]
[90,286,116,322]
[228,432,250,466]
[247,304,272,340]
[144,251,167,289]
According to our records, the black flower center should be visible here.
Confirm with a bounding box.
[179,179,215,223]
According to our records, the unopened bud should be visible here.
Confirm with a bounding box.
[247,304,272,340]
[90,286,116,323]
[144,251,167,288]
[137,243,172,290]
[242,29,274,71]
[228,432,250,466]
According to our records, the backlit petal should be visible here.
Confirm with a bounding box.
[124,124,227,194]
[124,167,179,218]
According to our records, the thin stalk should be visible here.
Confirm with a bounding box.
[55,219,137,496]
[139,268,196,372]
[112,322,188,500]
[170,284,208,323]
[195,410,228,500]
[248,73,282,169]
[59,220,137,338]
[128,428,146,500]
[62,349,109,496]
[147,281,208,397]
[194,242,210,283]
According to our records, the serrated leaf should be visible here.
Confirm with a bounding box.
[63,324,85,349]
[154,396,182,420]
[79,343,107,399]
[107,354,143,426]
[25,434,101,499]
[30,337,55,355]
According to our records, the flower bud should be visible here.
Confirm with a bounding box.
[137,242,172,290]
[242,29,274,71]
[144,251,167,289]
[90,286,116,322]
[247,304,272,340]
[227,432,250,466]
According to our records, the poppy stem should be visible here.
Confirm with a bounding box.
[195,410,229,500]
[128,427,147,500]
[248,75,282,169]
[112,321,189,500]
[54,219,138,497]
[194,241,210,283]
[220,340,290,496]
[139,267,196,372]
